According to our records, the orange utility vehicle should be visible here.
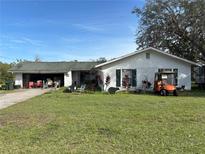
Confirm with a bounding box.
[154,71,178,96]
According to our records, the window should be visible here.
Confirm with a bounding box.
[146,53,150,59]
[116,69,121,87]
[122,69,137,87]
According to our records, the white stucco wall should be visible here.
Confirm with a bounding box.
[64,71,72,87]
[14,73,23,88]
[99,49,192,90]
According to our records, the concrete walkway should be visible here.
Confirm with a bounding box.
[0,89,52,110]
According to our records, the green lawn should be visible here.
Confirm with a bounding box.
[0,90,205,153]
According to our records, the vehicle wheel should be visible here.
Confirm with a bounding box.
[160,89,166,96]
[173,90,178,96]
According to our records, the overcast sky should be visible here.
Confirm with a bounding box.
[0,0,145,63]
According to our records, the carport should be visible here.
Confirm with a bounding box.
[23,73,64,88]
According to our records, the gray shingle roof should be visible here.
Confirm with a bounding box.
[9,61,100,73]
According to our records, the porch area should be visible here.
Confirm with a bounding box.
[67,70,103,91]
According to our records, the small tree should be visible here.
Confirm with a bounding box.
[0,62,14,85]
[34,55,41,62]
[105,75,111,91]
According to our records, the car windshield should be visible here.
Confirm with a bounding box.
[161,73,175,85]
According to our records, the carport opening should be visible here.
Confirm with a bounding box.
[23,73,64,88]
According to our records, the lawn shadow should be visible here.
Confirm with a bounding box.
[177,89,205,98]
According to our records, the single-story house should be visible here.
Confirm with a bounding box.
[9,47,199,90]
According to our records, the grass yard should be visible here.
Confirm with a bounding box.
[0,90,205,153]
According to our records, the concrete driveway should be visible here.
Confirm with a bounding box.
[0,89,52,110]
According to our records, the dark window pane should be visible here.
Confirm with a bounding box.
[146,53,150,59]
